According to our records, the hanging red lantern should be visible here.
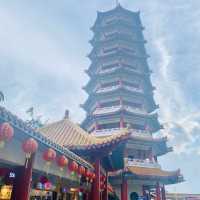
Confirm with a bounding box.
[22,138,38,158]
[85,169,91,179]
[42,148,56,174]
[78,166,86,176]
[0,122,14,148]
[91,172,96,180]
[43,148,56,163]
[68,161,78,172]
[57,155,68,170]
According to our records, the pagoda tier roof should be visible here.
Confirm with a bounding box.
[39,119,130,152]
[108,167,184,185]
[87,49,149,62]
[91,18,144,34]
[91,5,141,31]
[82,111,162,134]
[82,108,160,125]
[92,128,170,156]
[82,89,157,111]
[89,32,147,47]
[86,65,149,79]
[0,106,93,169]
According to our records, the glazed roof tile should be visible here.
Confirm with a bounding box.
[127,166,181,178]
[39,119,130,150]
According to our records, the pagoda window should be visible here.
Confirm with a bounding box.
[133,124,145,130]
[104,16,119,25]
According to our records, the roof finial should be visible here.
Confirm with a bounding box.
[116,0,120,6]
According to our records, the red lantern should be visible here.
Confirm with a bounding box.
[85,169,91,178]
[78,166,86,176]
[68,161,78,172]
[92,172,96,180]
[43,148,56,163]
[22,138,38,158]
[57,155,68,169]
[0,123,14,147]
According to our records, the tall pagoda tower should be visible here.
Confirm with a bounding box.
[82,4,161,135]
[81,4,183,200]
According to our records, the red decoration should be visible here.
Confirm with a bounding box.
[68,161,78,172]
[92,172,96,180]
[22,138,38,158]
[57,155,68,168]
[78,166,86,176]
[0,123,14,147]
[43,148,56,162]
[85,169,91,178]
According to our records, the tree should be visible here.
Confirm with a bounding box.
[0,91,4,102]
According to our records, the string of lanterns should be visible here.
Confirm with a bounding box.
[0,122,14,148]
[0,122,96,182]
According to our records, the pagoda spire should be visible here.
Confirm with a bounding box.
[116,0,120,6]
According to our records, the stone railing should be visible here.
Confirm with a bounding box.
[96,85,120,93]
[124,105,146,115]
[98,67,119,74]
[130,129,152,138]
[92,128,121,136]
[93,105,121,115]
[123,85,143,93]
[125,158,161,169]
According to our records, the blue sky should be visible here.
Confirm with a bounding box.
[0,0,200,193]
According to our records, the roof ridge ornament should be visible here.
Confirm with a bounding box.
[116,0,120,7]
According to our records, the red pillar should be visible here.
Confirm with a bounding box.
[102,172,108,200]
[156,182,161,200]
[92,159,101,200]
[161,185,166,200]
[12,154,35,200]
[121,175,128,200]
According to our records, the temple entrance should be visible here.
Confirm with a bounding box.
[130,192,139,200]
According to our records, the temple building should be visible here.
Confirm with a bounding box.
[81,4,183,200]
[0,4,183,200]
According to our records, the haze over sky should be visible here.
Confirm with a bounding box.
[0,0,200,193]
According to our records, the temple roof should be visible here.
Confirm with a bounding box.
[108,166,184,184]
[0,106,93,169]
[39,119,130,151]
[127,166,181,178]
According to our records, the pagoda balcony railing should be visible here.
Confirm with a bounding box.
[92,128,152,138]
[93,105,121,115]
[92,128,121,136]
[98,66,119,74]
[92,105,146,116]
[95,85,142,94]
[130,129,152,138]
[96,85,120,93]
[125,158,161,169]
[123,85,143,93]
[124,105,146,115]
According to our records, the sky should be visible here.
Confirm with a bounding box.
[0,0,200,194]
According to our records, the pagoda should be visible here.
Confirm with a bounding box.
[81,4,183,200]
